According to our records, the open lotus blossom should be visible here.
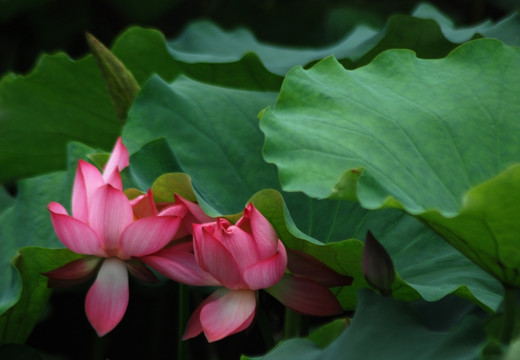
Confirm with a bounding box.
[182,203,352,342]
[45,138,184,336]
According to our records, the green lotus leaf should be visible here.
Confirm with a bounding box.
[244,290,487,360]
[123,75,281,215]
[0,53,120,183]
[0,248,81,345]
[260,39,520,285]
[413,3,520,46]
[165,6,519,74]
[111,27,282,91]
[167,20,378,75]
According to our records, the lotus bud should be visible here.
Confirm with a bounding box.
[362,231,395,296]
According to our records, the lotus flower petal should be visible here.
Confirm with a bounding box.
[243,240,287,290]
[102,137,129,183]
[44,256,101,287]
[72,160,105,222]
[174,194,214,223]
[125,259,159,284]
[199,289,256,342]
[88,185,133,256]
[193,223,242,289]
[85,258,129,336]
[118,215,181,258]
[103,169,124,191]
[211,219,260,270]
[130,189,158,218]
[266,274,343,316]
[48,202,104,256]
[237,203,279,258]
[287,248,353,287]
[142,245,219,286]
[183,290,219,341]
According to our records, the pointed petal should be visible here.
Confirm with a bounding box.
[130,189,158,218]
[158,203,191,239]
[183,291,221,341]
[126,259,159,284]
[72,160,105,222]
[48,201,68,215]
[174,194,214,223]
[44,257,101,287]
[193,224,243,289]
[199,289,256,342]
[85,258,129,336]
[287,249,353,287]
[102,137,129,182]
[266,274,343,316]
[238,203,279,258]
[48,202,105,256]
[103,169,123,191]
[157,203,187,217]
[141,245,219,286]
[88,185,133,256]
[118,215,181,258]
[243,240,287,290]
[212,219,260,270]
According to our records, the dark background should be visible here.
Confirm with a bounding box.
[1,0,519,76]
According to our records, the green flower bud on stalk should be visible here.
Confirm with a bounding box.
[86,33,140,122]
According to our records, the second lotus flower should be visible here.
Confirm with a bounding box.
[183,203,350,342]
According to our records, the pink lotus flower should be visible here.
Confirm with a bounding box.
[45,138,183,336]
[183,203,350,342]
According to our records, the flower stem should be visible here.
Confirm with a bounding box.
[257,305,275,350]
[500,286,517,345]
[284,308,303,339]
[178,284,189,360]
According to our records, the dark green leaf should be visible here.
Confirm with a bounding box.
[0,248,82,345]
[245,290,487,360]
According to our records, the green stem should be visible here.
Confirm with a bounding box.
[92,333,109,360]
[257,304,275,350]
[178,284,189,360]
[500,286,516,345]
[284,308,302,339]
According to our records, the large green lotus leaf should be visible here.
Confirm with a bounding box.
[0,53,121,183]
[165,7,519,75]
[260,39,520,285]
[167,20,378,75]
[422,164,520,287]
[123,138,182,191]
[0,248,81,345]
[412,3,520,46]
[123,75,281,215]
[0,187,14,213]
[244,290,487,360]
[111,27,282,91]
